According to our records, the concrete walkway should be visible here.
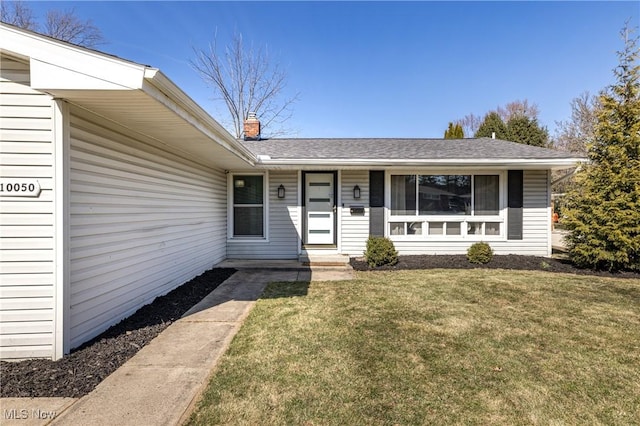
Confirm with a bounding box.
[552,229,569,253]
[2,266,354,426]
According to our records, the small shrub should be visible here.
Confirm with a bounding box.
[364,236,399,267]
[540,261,552,270]
[467,242,493,264]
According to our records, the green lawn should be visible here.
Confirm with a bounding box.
[186,270,640,425]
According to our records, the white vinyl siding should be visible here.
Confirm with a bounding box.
[0,57,56,360]
[521,170,551,254]
[391,170,551,256]
[340,170,369,256]
[227,171,299,259]
[68,107,227,349]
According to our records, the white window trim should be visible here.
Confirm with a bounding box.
[384,170,507,241]
[227,171,269,242]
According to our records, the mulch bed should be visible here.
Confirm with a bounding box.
[0,268,236,398]
[350,254,640,279]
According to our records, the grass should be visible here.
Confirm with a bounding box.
[186,270,640,425]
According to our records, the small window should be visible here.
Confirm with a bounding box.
[407,222,422,235]
[390,222,405,235]
[429,222,444,235]
[233,175,264,237]
[485,222,501,235]
[468,222,483,235]
[446,222,461,235]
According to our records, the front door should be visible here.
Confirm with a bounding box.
[305,173,335,245]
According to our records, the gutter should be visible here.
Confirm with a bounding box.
[551,165,583,186]
[256,157,586,169]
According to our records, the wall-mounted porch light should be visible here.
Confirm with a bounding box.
[277,184,286,199]
[353,185,361,199]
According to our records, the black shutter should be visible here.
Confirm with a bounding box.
[369,171,385,207]
[369,171,385,236]
[507,170,524,240]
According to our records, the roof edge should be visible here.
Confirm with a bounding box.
[143,70,256,166]
[256,157,585,169]
[1,22,148,90]
[0,22,148,68]
[0,22,257,167]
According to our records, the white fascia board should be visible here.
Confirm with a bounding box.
[30,58,141,90]
[256,157,586,170]
[142,69,256,166]
[1,24,146,90]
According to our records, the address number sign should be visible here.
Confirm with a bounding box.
[0,179,42,197]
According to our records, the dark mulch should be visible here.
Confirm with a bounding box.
[350,254,640,279]
[0,268,236,398]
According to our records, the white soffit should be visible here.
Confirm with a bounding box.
[59,90,254,170]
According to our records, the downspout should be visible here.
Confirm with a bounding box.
[551,166,582,187]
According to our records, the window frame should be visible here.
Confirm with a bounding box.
[227,172,269,241]
[385,170,507,241]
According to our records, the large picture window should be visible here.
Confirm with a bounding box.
[419,175,471,215]
[389,174,502,238]
[232,175,264,237]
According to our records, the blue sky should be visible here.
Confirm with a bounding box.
[26,1,639,138]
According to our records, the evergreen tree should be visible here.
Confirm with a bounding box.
[506,115,549,147]
[454,123,464,138]
[561,25,640,271]
[444,122,464,139]
[474,112,508,139]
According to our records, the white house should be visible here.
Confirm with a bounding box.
[0,23,583,360]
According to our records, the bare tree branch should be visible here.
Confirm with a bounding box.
[553,92,600,155]
[191,31,299,139]
[496,99,540,122]
[44,8,104,48]
[1,2,104,48]
[455,113,482,136]
[1,0,37,30]
[455,99,540,138]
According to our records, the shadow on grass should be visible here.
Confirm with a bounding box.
[606,284,640,302]
[260,280,311,299]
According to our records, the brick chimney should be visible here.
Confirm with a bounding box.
[243,112,261,141]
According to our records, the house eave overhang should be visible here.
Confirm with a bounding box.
[254,157,586,170]
[0,23,256,169]
[141,69,257,166]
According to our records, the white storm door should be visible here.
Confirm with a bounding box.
[305,173,335,244]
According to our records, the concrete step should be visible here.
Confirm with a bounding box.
[217,259,305,270]
[218,255,353,270]
[299,253,351,267]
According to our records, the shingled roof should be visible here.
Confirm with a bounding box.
[240,137,584,168]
